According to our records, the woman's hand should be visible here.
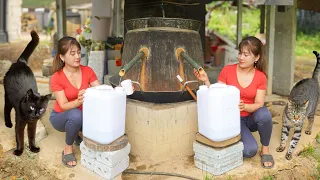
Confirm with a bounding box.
[76,89,86,106]
[239,100,246,111]
[193,69,208,82]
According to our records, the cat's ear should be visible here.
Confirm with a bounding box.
[24,89,34,102]
[304,100,309,106]
[42,94,52,102]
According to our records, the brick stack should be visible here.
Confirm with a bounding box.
[193,133,244,175]
[80,135,130,179]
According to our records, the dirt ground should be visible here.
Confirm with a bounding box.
[1,40,320,180]
[0,151,60,180]
[0,39,52,72]
[0,127,319,180]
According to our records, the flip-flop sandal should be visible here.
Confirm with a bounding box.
[62,151,77,168]
[260,154,275,169]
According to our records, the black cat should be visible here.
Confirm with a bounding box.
[3,30,51,156]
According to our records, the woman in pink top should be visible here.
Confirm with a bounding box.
[194,36,274,169]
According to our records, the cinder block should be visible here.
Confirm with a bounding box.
[195,150,242,166]
[94,155,129,180]
[194,156,243,176]
[193,141,244,159]
[95,143,131,167]
[80,142,96,159]
[81,153,96,171]
[193,141,244,175]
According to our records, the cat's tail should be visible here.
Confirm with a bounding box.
[313,51,320,63]
[312,50,320,80]
[18,30,39,63]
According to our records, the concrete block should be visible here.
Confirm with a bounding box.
[193,141,244,175]
[194,156,243,176]
[81,153,96,171]
[94,156,129,180]
[195,150,242,166]
[80,142,96,159]
[80,142,130,167]
[193,141,244,159]
[95,143,131,167]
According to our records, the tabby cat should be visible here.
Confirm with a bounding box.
[3,30,51,156]
[276,51,320,160]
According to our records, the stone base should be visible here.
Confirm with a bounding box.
[125,99,198,164]
[0,118,47,153]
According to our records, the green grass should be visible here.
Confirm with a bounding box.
[316,133,320,141]
[261,175,274,180]
[207,2,320,58]
[300,143,315,157]
[22,0,54,8]
[296,31,320,57]
[298,143,320,179]
[203,173,214,180]
[208,4,261,43]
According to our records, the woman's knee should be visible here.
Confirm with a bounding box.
[243,142,258,158]
[253,107,272,124]
[66,108,83,127]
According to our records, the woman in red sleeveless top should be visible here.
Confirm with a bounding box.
[50,37,100,168]
[194,36,274,169]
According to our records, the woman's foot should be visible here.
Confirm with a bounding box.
[260,146,274,168]
[63,145,76,167]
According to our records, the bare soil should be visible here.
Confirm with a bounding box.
[0,40,52,72]
[0,149,59,180]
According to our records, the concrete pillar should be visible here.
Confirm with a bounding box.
[112,0,121,37]
[6,0,22,42]
[272,1,297,95]
[0,0,8,42]
[265,5,275,95]
[56,0,66,40]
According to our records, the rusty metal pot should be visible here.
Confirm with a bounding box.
[110,17,204,103]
